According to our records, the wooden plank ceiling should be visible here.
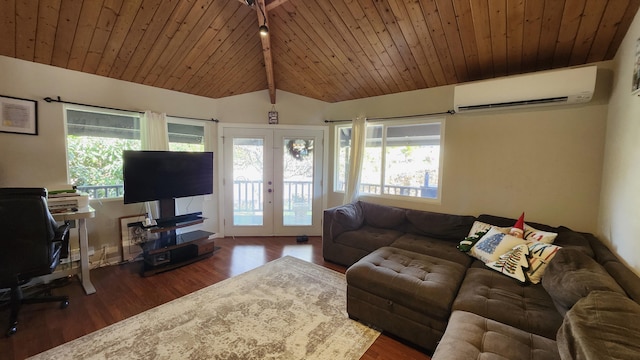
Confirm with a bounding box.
[1,0,638,104]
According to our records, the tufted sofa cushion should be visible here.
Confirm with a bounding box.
[452,267,563,339]
[347,247,466,319]
[432,310,560,360]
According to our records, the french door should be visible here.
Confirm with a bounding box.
[222,127,324,236]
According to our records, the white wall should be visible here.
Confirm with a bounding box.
[324,64,612,234]
[598,9,640,275]
[217,88,328,125]
[1,48,633,272]
[0,56,328,257]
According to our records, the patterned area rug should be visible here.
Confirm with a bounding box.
[29,256,380,360]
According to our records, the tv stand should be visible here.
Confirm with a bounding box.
[134,213,216,276]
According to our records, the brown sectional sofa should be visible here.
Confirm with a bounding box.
[322,201,640,358]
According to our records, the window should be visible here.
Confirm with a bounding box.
[335,118,443,200]
[66,107,141,199]
[167,119,205,152]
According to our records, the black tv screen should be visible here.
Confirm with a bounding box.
[123,150,214,205]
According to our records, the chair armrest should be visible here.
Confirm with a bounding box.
[53,222,71,259]
[54,222,69,240]
[323,202,364,242]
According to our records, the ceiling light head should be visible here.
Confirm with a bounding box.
[245,0,255,6]
[259,24,269,36]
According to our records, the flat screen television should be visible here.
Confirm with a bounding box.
[123,150,214,219]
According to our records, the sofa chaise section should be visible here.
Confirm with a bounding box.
[432,310,560,360]
[346,246,467,352]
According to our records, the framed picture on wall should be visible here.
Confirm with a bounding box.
[0,95,38,135]
[633,37,640,95]
[119,214,148,262]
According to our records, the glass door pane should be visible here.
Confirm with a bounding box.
[282,137,314,226]
[232,137,264,226]
[223,127,322,236]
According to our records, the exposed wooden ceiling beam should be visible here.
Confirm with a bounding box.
[257,0,276,104]
[266,0,290,11]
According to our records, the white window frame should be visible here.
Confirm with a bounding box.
[334,117,445,203]
[166,116,211,152]
[64,104,142,200]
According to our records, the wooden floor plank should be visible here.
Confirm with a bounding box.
[0,236,431,359]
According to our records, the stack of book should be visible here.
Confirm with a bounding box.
[47,186,89,214]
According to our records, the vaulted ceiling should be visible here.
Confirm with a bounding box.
[1,0,638,104]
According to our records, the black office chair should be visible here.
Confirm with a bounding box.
[0,188,70,337]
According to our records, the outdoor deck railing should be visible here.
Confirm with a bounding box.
[78,181,437,209]
[77,185,124,199]
[233,180,314,212]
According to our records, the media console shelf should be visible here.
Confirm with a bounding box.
[130,212,216,277]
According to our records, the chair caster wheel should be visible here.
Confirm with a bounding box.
[60,299,69,309]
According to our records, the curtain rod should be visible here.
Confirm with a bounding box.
[43,96,220,123]
[324,109,455,123]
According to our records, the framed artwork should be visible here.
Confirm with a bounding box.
[119,214,147,262]
[268,109,278,124]
[633,37,640,95]
[0,95,38,135]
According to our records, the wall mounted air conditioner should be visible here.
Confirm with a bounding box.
[453,65,597,113]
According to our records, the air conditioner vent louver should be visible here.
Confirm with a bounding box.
[453,66,597,113]
[456,96,569,112]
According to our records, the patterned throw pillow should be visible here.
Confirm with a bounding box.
[467,220,558,244]
[467,221,509,237]
[458,228,489,252]
[523,224,558,244]
[486,244,530,282]
[526,241,562,284]
[470,227,528,264]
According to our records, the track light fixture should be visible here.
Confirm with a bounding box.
[244,0,268,35]
[257,1,269,36]
[259,24,269,36]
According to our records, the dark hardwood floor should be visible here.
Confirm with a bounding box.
[0,236,431,360]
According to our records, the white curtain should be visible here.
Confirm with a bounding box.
[343,115,366,204]
[140,111,169,220]
[141,110,169,151]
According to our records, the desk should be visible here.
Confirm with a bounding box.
[53,206,96,295]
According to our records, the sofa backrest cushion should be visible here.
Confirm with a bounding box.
[477,214,557,233]
[551,228,595,258]
[557,290,640,360]
[332,202,365,232]
[542,249,626,315]
[360,201,406,229]
[405,210,476,241]
[588,234,640,304]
